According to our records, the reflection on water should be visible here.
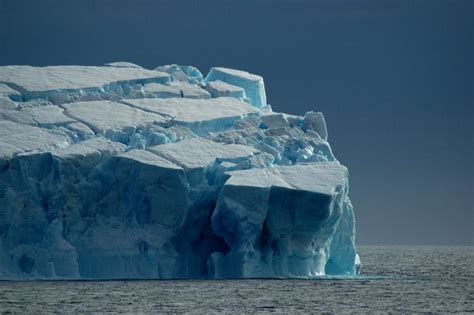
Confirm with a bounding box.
[0,246,472,313]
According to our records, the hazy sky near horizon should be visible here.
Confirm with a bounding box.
[0,0,472,245]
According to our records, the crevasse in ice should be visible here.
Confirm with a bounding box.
[0,63,360,279]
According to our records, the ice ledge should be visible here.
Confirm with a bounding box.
[0,65,170,102]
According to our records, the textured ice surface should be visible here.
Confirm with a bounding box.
[0,64,358,279]
[155,64,203,84]
[0,121,70,160]
[62,100,167,141]
[125,97,258,136]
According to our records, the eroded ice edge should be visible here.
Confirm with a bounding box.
[0,63,360,279]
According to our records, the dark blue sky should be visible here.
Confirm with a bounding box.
[0,0,472,244]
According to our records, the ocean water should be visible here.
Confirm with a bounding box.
[0,246,472,313]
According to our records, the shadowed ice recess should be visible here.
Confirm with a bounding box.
[0,63,359,279]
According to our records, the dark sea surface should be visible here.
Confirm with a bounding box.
[0,246,473,313]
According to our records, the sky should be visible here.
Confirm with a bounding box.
[0,0,472,245]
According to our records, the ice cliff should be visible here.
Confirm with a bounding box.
[0,63,360,279]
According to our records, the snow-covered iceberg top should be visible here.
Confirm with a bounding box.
[0,63,359,279]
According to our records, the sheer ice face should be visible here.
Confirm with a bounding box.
[0,63,359,279]
[204,67,266,108]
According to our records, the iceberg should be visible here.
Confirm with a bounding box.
[0,63,359,279]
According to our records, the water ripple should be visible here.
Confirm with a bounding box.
[0,246,472,313]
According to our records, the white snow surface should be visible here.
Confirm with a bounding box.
[225,163,347,194]
[149,137,259,170]
[0,65,170,93]
[0,63,358,279]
